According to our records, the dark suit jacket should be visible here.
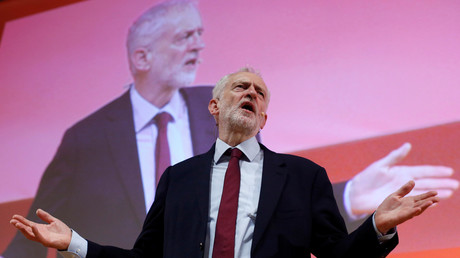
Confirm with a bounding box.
[3,86,217,258]
[87,143,398,258]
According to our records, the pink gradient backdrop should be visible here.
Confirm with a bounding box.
[1,0,459,203]
[0,0,459,253]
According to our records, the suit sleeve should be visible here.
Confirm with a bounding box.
[310,167,397,257]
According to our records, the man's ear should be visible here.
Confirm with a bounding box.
[259,112,268,130]
[208,98,219,124]
[131,48,151,72]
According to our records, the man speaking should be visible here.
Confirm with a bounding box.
[10,68,439,257]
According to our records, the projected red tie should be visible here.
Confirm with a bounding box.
[213,148,243,258]
[154,112,172,186]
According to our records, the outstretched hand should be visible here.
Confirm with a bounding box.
[348,143,458,216]
[10,209,72,250]
[374,180,439,234]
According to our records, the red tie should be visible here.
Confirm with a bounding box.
[213,148,244,258]
[154,112,172,186]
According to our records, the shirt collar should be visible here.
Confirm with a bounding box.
[130,84,187,133]
[214,136,260,164]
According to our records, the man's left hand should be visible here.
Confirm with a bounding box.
[374,180,439,234]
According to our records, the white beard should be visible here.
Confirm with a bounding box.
[169,70,196,88]
[220,103,258,136]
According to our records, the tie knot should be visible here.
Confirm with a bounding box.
[230,148,243,160]
[154,112,172,127]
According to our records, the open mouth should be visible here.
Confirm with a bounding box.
[240,101,255,113]
[185,58,198,66]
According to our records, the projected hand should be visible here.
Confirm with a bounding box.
[10,209,72,250]
[347,142,458,217]
[374,180,439,234]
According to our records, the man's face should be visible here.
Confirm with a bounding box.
[149,7,204,89]
[216,72,269,135]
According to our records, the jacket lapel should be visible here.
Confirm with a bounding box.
[252,145,287,253]
[193,144,215,232]
[104,91,146,226]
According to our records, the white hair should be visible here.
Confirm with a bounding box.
[126,0,198,62]
[213,67,271,105]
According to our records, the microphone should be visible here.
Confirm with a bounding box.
[260,112,265,117]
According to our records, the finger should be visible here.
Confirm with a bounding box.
[12,214,34,228]
[415,197,439,211]
[376,143,411,167]
[10,218,19,226]
[412,202,435,217]
[10,218,26,229]
[413,190,438,202]
[413,178,459,190]
[395,166,454,179]
[395,180,416,198]
[10,219,23,229]
[13,221,36,239]
[36,209,56,224]
[409,189,455,199]
[10,217,36,237]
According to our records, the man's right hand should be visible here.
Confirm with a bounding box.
[10,209,72,250]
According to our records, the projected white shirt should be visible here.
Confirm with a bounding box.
[130,85,193,212]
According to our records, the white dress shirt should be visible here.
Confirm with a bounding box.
[205,137,264,258]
